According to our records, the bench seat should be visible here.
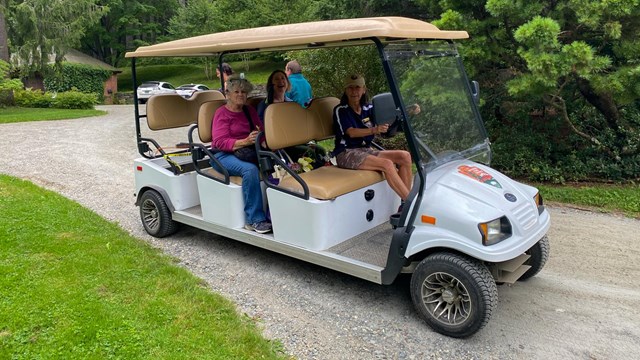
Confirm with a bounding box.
[278,166,384,200]
[262,97,400,249]
[201,168,243,186]
[264,98,387,200]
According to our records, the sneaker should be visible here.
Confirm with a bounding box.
[245,221,272,234]
[397,201,405,213]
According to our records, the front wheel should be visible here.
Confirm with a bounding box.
[139,189,178,237]
[410,252,498,338]
[519,236,550,281]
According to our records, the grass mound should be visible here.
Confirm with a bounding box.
[0,175,285,359]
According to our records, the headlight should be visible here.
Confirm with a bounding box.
[534,191,544,214]
[478,216,512,246]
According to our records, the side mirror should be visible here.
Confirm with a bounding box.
[371,92,398,126]
[471,80,480,105]
[371,92,401,138]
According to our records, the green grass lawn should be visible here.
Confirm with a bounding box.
[536,182,640,218]
[0,175,286,359]
[118,59,286,92]
[0,107,106,124]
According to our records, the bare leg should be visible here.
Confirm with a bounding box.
[359,153,410,200]
[378,150,412,191]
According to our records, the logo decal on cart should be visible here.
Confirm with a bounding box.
[457,165,502,189]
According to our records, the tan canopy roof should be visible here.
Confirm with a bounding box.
[125,17,468,58]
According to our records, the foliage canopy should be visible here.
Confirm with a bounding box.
[3,0,639,181]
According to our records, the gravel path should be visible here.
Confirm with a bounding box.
[2,105,639,359]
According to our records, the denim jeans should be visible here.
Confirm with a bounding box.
[211,152,267,224]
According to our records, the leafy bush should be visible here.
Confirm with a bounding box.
[50,90,98,109]
[14,89,53,108]
[14,88,97,109]
[0,60,23,107]
[0,78,23,92]
[287,46,387,98]
[44,63,111,101]
[486,101,640,183]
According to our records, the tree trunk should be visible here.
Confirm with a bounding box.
[575,76,633,154]
[575,76,624,130]
[0,10,9,62]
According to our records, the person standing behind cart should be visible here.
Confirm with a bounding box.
[257,70,292,121]
[216,62,233,93]
[211,75,272,234]
[285,60,312,107]
[333,74,412,208]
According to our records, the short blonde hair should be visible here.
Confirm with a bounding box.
[225,75,254,93]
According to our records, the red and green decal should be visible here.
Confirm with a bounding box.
[458,165,502,189]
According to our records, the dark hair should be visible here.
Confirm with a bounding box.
[266,70,291,104]
[340,91,369,106]
[219,62,233,76]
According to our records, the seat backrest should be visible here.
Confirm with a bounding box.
[247,96,266,109]
[307,97,340,140]
[264,102,314,150]
[265,97,341,149]
[146,90,224,131]
[197,100,227,142]
[191,90,225,104]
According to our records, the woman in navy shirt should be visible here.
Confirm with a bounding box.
[333,74,412,204]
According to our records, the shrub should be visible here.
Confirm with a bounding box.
[50,90,98,109]
[0,60,23,107]
[14,89,53,108]
[44,63,111,101]
[0,78,23,92]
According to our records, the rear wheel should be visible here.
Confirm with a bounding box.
[139,190,178,237]
[410,252,498,338]
[519,236,550,281]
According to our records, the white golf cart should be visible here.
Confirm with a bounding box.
[126,17,550,338]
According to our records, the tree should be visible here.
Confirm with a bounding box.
[167,0,220,40]
[0,5,9,62]
[7,0,107,76]
[422,0,640,181]
[80,0,179,67]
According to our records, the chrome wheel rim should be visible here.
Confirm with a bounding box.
[421,272,471,325]
[141,198,159,231]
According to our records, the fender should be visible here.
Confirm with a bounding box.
[406,209,550,263]
[135,185,176,213]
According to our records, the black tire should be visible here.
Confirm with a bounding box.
[139,190,178,238]
[519,236,550,281]
[410,252,498,338]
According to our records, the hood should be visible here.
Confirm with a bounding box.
[423,161,540,233]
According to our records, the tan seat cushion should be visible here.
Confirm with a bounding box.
[202,168,243,185]
[197,100,227,142]
[264,102,313,149]
[278,166,384,200]
[147,91,224,131]
[247,96,266,109]
[264,97,384,200]
[306,97,339,140]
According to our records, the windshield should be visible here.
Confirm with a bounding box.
[385,42,491,169]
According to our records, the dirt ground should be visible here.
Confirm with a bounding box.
[1,105,639,359]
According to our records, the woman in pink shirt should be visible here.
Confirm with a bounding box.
[211,76,272,234]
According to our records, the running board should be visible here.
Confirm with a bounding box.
[173,208,385,284]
